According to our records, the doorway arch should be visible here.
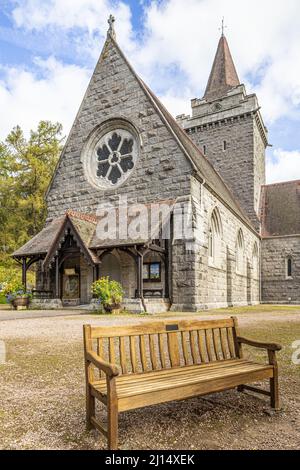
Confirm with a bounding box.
[100,253,121,283]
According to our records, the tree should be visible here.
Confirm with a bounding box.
[0,121,64,266]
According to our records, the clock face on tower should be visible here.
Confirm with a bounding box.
[212,102,223,112]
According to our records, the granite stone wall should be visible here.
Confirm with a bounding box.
[46,37,193,221]
[262,236,300,304]
[174,177,261,310]
[187,114,264,230]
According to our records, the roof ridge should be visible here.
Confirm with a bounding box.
[263,179,300,188]
[66,210,98,224]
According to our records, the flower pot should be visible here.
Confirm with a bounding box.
[12,297,30,310]
[104,303,121,314]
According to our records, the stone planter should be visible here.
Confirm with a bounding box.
[12,297,30,310]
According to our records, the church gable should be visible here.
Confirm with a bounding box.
[46,32,194,220]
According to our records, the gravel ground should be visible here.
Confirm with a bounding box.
[0,306,299,450]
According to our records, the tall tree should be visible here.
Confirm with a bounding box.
[0,121,64,265]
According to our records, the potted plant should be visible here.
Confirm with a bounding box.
[1,280,32,310]
[91,277,124,313]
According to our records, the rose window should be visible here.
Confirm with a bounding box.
[82,125,139,190]
[97,131,135,186]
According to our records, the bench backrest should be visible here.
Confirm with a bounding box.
[84,318,240,376]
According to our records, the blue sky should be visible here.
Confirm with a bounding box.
[1,0,300,184]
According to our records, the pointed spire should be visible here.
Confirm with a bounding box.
[107,14,116,40]
[204,34,240,102]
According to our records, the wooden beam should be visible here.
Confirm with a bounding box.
[55,256,60,298]
[22,258,27,291]
[148,244,166,254]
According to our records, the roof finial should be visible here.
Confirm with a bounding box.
[219,17,227,37]
[108,14,116,40]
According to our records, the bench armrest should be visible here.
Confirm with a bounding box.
[237,336,282,352]
[86,351,120,378]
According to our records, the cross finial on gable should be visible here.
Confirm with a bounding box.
[219,17,227,37]
[108,14,116,40]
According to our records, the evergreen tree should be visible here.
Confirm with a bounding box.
[0,121,64,267]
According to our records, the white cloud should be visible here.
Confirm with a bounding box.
[1,0,300,184]
[11,0,300,124]
[0,57,90,139]
[267,149,300,183]
[12,0,135,57]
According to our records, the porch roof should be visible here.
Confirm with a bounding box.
[89,201,174,249]
[13,202,173,260]
[12,211,98,262]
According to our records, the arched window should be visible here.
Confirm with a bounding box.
[208,208,222,266]
[253,242,259,279]
[286,257,293,278]
[236,229,245,274]
[203,145,207,155]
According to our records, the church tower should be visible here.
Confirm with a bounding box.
[177,33,268,230]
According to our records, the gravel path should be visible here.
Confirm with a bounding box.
[0,308,299,450]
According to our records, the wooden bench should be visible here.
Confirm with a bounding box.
[83,317,281,450]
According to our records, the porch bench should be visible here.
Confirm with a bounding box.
[83,317,281,450]
[135,288,164,298]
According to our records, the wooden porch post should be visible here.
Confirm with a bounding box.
[22,258,27,291]
[137,252,144,299]
[164,249,169,299]
[55,256,60,299]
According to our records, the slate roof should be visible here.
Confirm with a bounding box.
[13,216,66,257]
[13,212,98,262]
[89,200,175,249]
[204,35,240,101]
[261,180,300,237]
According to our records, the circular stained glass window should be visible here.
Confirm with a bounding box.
[82,124,139,190]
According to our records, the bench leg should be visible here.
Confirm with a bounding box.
[86,386,95,430]
[270,372,280,411]
[107,401,118,450]
[237,385,245,393]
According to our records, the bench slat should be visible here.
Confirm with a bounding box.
[109,337,116,365]
[159,334,166,369]
[149,335,158,370]
[119,337,127,374]
[181,331,189,366]
[205,329,214,362]
[227,328,236,358]
[190,331,198,364]
[197,330,207,363]
[167,332,180,367]
[213,329,222,361]
[139,336,148,372]
[219,328,227,360]
[130,336,138,373]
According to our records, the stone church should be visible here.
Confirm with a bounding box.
[13,18,300,312]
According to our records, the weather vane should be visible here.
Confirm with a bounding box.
[108,14,116,40]
[219,17,227,36]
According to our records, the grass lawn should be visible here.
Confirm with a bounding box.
[0,306,299,450]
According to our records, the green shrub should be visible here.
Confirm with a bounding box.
[91,277,124,310]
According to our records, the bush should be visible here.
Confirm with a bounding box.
[91,277,124,310]
[0,265,35,289]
